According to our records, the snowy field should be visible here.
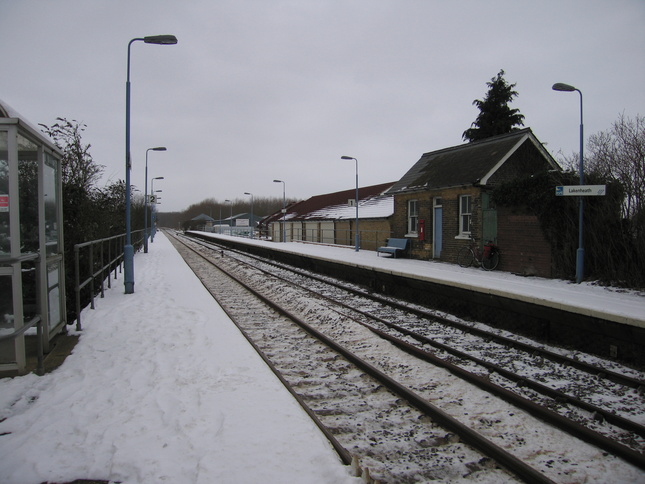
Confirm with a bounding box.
[1,231,643,484]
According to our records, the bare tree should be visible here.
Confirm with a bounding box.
[39,118,104,190]
[586,113,644,221]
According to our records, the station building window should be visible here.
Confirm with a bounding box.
[459,195,472,237]
[407,199,418,235]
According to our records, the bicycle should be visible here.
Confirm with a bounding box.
[457,236,500,271]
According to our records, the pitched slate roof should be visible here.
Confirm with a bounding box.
[191,213,215,222]
[262,182,395,224]
[387,128,558,194]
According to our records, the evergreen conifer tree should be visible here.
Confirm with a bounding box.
[462,69,525,142]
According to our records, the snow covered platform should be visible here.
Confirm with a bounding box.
[0,233,360,484]
[190,231,645,365]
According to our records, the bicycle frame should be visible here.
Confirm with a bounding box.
[458,236,500,271]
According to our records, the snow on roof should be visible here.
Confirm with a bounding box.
[0,98,62,154]
[265,182,395,224]
[304,194,393,220]
[191,213,215,221]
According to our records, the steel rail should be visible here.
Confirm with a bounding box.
[181,232,645,470]
[168,234,353,467]
[171,231,556,484]
[346,312,645,471]
[184,233,645,441]
[185,232,645,391]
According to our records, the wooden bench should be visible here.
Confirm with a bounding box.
[377,238,410,258]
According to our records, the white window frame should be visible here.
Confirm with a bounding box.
[407,199,418,235]
[458,195,472,238]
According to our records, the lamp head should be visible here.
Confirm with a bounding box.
[552,82,576,92]
[341,156,355,160]
[244,192,252,195]
[152,146,167,151]
[154,176,164,180]
[273,179,283,183]
[144,35,178,45]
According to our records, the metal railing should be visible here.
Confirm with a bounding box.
[74,229,143,331]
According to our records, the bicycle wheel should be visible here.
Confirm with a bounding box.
[482,251,500,271]
[457,246,475,268]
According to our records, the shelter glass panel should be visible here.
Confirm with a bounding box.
[47,261,62,330]
[0,274,13,333]
[18,134,39,254]
[21,258,37,322]
[44,153,59,256]
[0,274,15,364]
[0,132,8,256]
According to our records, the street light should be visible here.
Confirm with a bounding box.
[150,177,164,242]
[273,179,286,242]
[552,82,584,283]
[244,192,254,238]
[341,156,359,252]
[219,204,223,234]
[225,199,232,236]
[124,34,177,294]
[151,177,164,194]
[144,147,166,253]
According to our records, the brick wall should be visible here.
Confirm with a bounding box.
[388,139,556,273]
[497,207,552,277]
[357,219,392,251]
[392,187,484,261]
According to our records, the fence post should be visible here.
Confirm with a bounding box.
[75,245,82,331]
[100,239,105,298]
[89,244,95,310]
[107,237,112,288]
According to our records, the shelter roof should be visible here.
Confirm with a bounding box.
[0,98,62,155]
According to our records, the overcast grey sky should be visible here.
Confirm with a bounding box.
[2,0,644,213]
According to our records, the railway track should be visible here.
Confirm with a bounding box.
[184,232,645,452]
[168,231,645,482]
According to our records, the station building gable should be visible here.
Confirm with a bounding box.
[387,129,560,277]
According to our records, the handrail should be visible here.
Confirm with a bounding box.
[74,229,144,331]
[0,315,44,375]
[0,252,39,264]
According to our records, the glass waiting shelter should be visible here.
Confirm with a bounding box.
[0,99,66,376]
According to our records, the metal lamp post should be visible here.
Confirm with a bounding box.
[144,147,166,253]
[244,192,254,238]
[150,177,164,242]
[273,179,286,242]
[151,177,164,197]
[124,34,177,294]
[552,82,584,283]
[225,199,232,235]
[341,156,359,252]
